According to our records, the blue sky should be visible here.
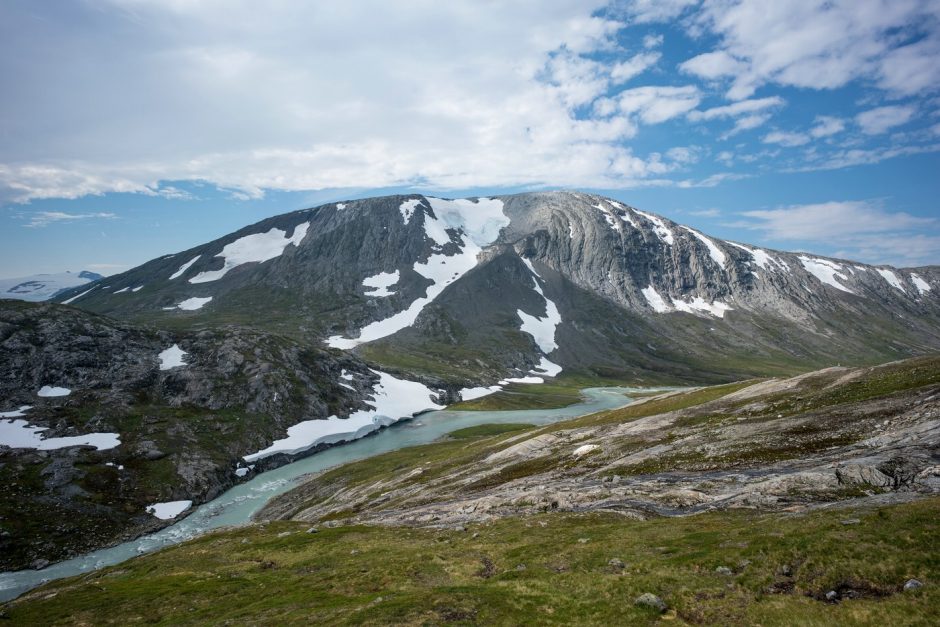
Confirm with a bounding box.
[2,0,939,278]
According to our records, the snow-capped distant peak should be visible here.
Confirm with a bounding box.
[0,270,102,302]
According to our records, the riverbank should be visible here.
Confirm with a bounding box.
[0,387,644,602]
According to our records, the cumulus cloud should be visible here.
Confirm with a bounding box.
[685,0,940,100]
[620,0,700,24]
[617,86,701,124]
[4,1,699,201]
[856,105,918,135]
[610,51,661,84]
[809,116,846,138]
[762,131,811,147]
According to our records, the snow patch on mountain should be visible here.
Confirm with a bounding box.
[641,286,670,313]
[169,255,201,280]
[672,296,732,318]
[164,296,213,311]
[593,203,621,231]
[328,199,505,349]
[0,406,120,451]
[426,197,508,246]
[459,385,503,401]
[38,386,71,397]
[727,242,785,272]
[876,268,905,292]
[362,270,400,297]
[146,500,192,520]
[243,370,443,462]
[158,344,188,370]
[62,287,96,305]
[517,259,562,356]
[911,273,931,294]
[399,198,421,223]
[189,223,309,283]
[799,256,854,293]
[681,227,725,266]
[634,210,674,245]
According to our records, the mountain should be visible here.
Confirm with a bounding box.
[0,270,103,302]
[55,191,940,386]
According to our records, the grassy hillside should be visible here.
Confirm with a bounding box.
[6,498,936,625]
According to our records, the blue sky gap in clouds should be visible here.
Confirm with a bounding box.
[1,0,938,277]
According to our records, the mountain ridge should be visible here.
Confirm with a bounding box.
[52,191,940,388]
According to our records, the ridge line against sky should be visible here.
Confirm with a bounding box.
[1,0,938,277]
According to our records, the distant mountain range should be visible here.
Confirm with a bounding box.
[0,270,103,302]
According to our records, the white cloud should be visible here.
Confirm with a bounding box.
[621,0,700,24]
[643,34,664,49]
[23,211,116,228]
[875,33,940,97]
[856,105,918,135]
[617,85,701,124]
[787,142,940,171]
[679,51,747,80]
[4,1,707,201]
[610,51,661,83]
[741,200,933,239]
[737,200,938,265]
[809,115,846,138]
[688,96,784,121]
[687,0,940,100]
[762,130,810,147]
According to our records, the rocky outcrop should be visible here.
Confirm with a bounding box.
[0,300,378,570]
[261,358,940,528]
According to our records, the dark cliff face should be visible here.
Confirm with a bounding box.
[54,191,940,384]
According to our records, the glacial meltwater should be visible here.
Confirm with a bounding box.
[0,387,654,601]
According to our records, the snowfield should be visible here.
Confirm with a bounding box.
[672,296,733,318]
[169,255,201,280]
[37,386,71,397]
[62,287,96,305]
[0,406,120,451]
[146,500,192,520]
[189,223,309,283]
[634,210,675,245]
[876,268,905,292]
[165,296,213,311]
[458,385,504,401]
[517,259,562,357]
[726,242,786,272]
[799,256,854,293]
[681,226,726,266]
[362,270,400,297]
[642,286,670,313]
[243,370,444,462]
[911,273,931,294]
[158,344,188,370]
